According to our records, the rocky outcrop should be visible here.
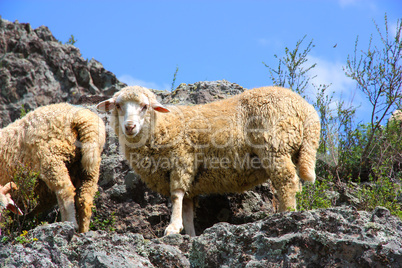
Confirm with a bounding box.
[2,207,402,267]
[0,17,125,126]
[158,80,246,105]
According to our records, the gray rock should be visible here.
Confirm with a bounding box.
[2,207,402,267]
[189,206,402,267]
[157,80,246,105]
[0,18,125,126]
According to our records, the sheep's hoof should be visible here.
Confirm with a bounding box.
[164,223,183,236]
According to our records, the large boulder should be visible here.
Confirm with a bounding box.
[1,207,401,267]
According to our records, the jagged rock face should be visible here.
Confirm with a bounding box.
[158,80,246,105]
[0,18,125,126]
[1,207,401,267]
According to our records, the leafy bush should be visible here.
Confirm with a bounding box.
[296,177,337,212]
[355,166,402,219]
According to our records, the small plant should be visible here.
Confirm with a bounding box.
[89,192,116,232]
[171,65,179,91]
[65,34,78,45]
[20,104,28,118]
[90,211,116,232]
[263,35,316,98]
[13,230,37,244]
[296,177,337,211]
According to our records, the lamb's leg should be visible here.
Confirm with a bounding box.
[164,189,185,236]
[182,197,196,237]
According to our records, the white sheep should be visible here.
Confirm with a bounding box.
[97,85,320,236]
[0,103,105,233]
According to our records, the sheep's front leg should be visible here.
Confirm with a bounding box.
[164,189,185,236]
[269,156,300,212]
[183,197,196,236]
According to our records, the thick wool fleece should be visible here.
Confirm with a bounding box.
[0,103,105,232]
[110,86,320,212]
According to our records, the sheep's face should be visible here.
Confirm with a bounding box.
[97,86,170,138]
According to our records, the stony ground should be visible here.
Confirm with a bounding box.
[1,207,402,267]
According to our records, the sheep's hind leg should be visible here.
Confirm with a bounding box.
[182,197,196,236]
[164,189,185,236]
[43,161,79,229]
[75,172,99,233]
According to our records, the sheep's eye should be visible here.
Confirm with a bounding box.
[115,104,121,110]
[141,105,148,112]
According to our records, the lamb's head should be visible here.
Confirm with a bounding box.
[97,86,170,138]
[0,182,23,216]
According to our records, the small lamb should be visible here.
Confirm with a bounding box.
[97,85,320,236]
[0,182,23,236]
[0,103,105,233]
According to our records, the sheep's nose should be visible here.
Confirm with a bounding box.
[125,124,136,133]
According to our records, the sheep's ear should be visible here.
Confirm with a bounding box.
[6,202,23,215]
[97,99,116,113]
[152,101,170,113]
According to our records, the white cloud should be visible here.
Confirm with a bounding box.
[308,56,355,97]
[390,21,400,40]
[307,56,373,122]
[118,74,170,91]
[118,74,169,90]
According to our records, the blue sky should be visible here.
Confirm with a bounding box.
[1,0,401,121]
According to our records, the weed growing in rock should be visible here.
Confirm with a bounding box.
[13,230,38,244]
[20,104,27,118]
[296,177,337,211]
[89,191,117,232]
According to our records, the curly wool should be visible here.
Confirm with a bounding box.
[0,103,105,233]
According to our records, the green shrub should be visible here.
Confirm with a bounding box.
[296,177,337,211]
[89,192,116,232]
[355,166,402,219]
